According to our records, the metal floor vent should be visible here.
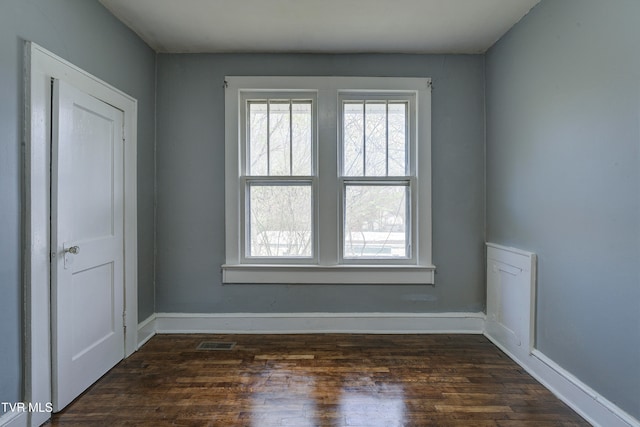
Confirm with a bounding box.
[197,341,236,351]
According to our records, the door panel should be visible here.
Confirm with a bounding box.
[70,103,116,241]
[71,263,115,358]
[52,79,124,411]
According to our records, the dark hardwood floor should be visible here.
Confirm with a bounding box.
[45,334,589,426]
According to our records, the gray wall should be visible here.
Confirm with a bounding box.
[0,0,156,409]
[155,54,486,314]
[486,0,640,418]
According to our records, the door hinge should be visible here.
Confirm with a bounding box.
[123,311,127,331]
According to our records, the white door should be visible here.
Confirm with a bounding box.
[51,79,125,411]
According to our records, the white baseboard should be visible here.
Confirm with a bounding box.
[485,333,639,427]
[137,313,157,348]
[150,312,485,334]
[0,410,27,427]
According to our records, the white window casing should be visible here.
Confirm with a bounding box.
[224,76,434,284]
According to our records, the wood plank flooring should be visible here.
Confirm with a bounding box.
[45,334,589,426]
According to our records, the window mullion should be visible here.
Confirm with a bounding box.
[266,100,271,176]
[289,99,293,176]
[405,102,410,176]
[385,101,389,177]
[245,176,314,185]
[362,101,366,177]
[317,88,338,266]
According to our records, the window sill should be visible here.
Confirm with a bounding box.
[221,264,436,285]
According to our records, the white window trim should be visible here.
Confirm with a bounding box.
[224,76,434,284]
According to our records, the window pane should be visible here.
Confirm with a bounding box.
[269,101,291,175]
[248,185,312,257]
[248,102,268,175]
[343,102,364,176]
[291,101,312,175]
[388,102,407,176]
[344,185,408,258]
[365,103,387,176]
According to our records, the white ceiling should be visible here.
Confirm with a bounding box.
[99,0,540,54]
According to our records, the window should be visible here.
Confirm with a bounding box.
[339,94,414,262]
[242,95,316,260]
[224,77,434,284]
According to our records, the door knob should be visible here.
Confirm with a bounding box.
[65,246,80,255]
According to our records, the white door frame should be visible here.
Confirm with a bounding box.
[24,42,138,426]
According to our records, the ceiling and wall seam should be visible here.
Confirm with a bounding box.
[98,0,541,55]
